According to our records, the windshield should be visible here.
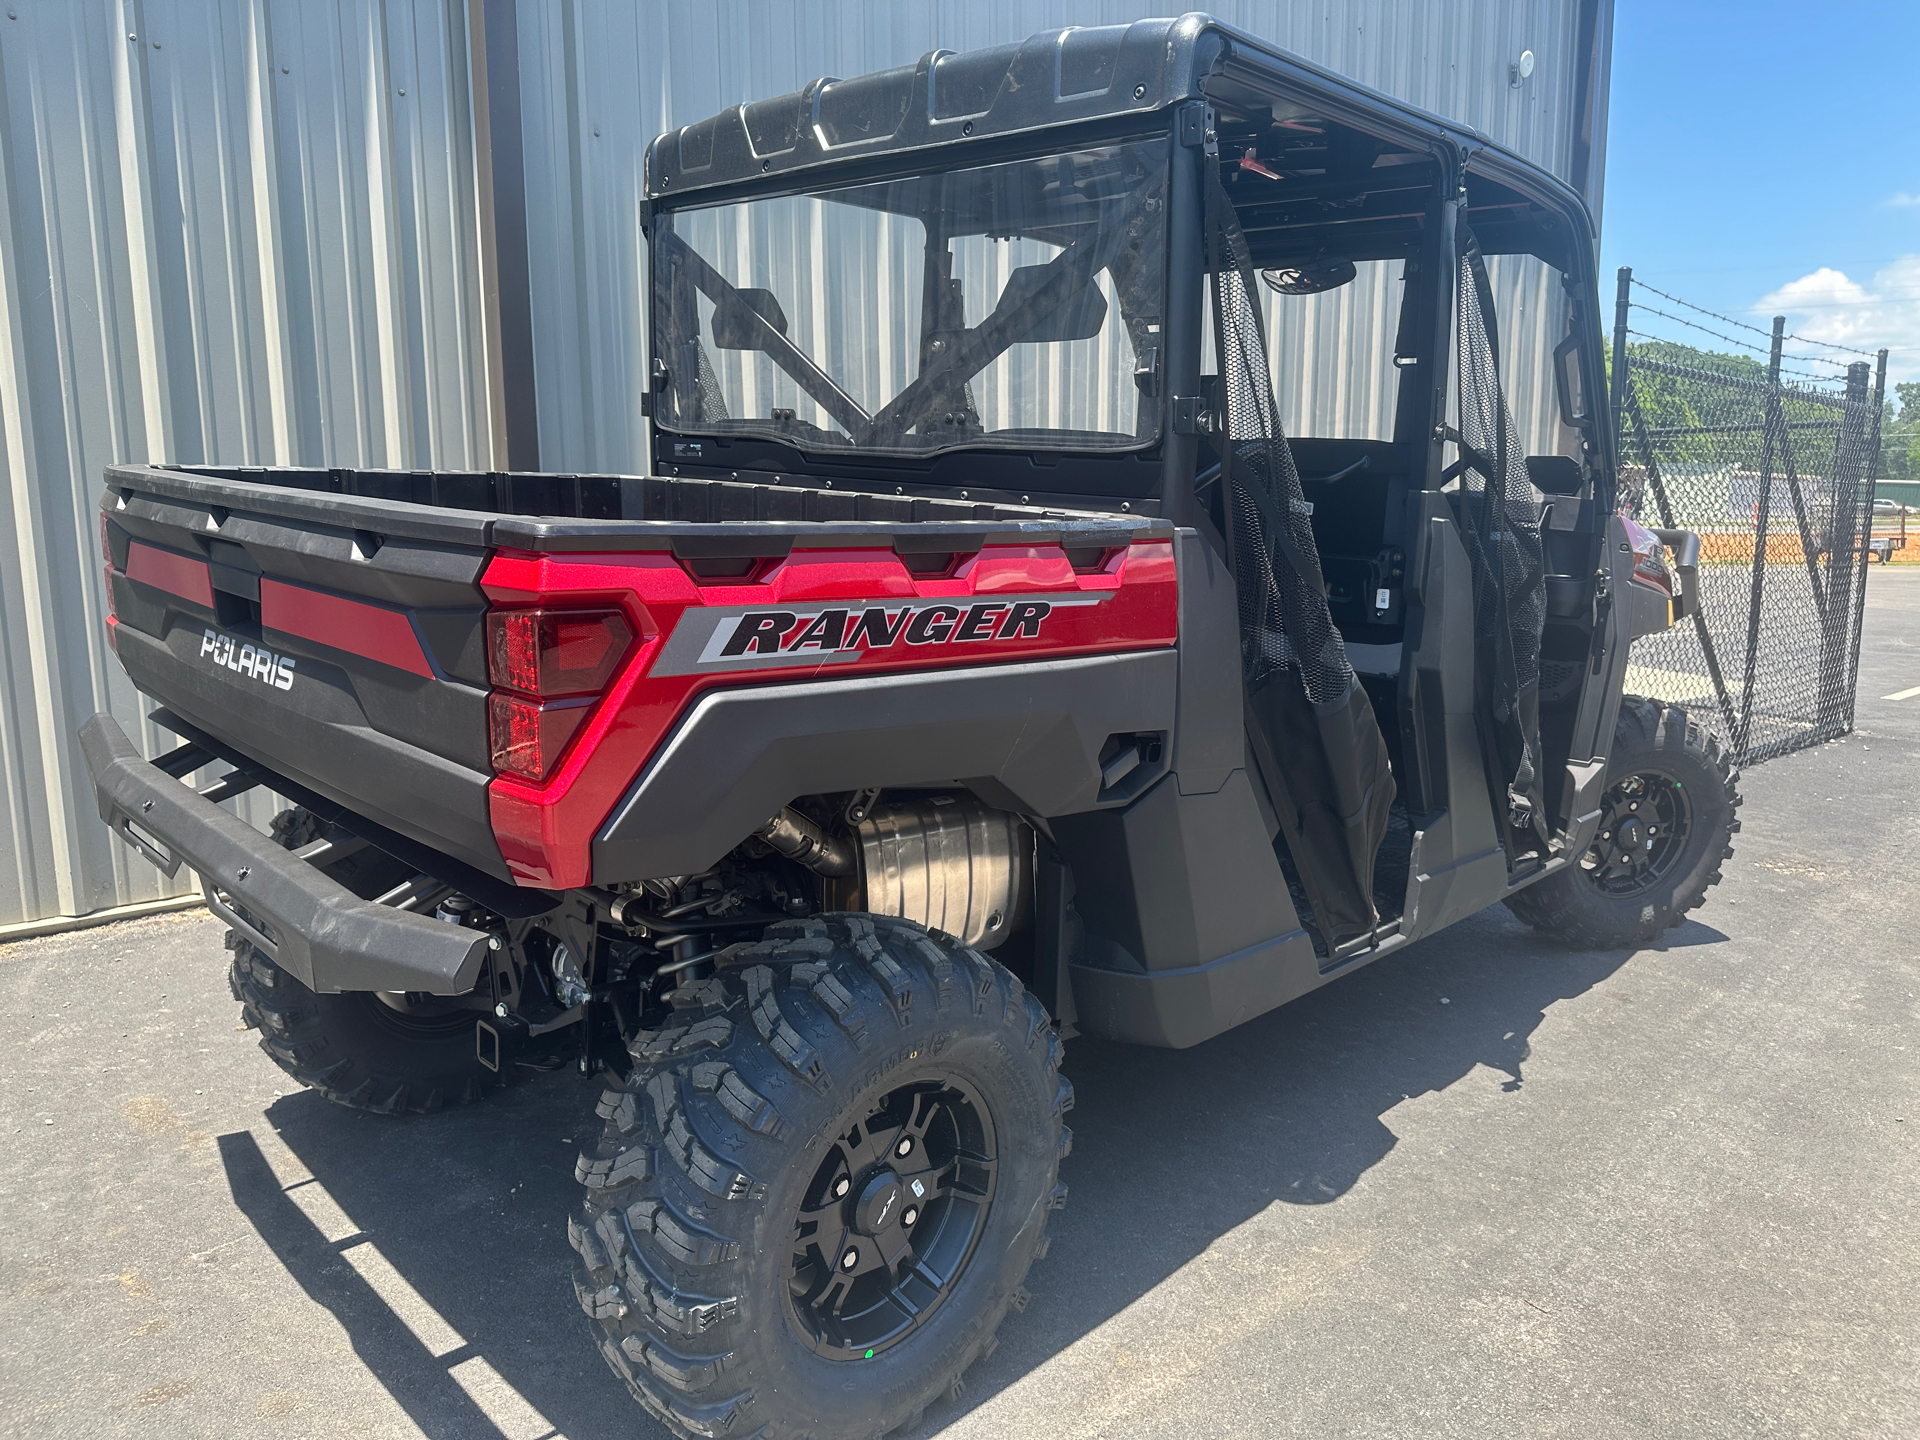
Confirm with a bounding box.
[653,137,1168,456]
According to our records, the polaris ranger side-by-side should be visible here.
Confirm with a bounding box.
[81,16,1738,1438]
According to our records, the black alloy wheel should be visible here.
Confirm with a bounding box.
[1579,769,1693,898]
[568,913,1071,1440]
[1506,696,1740,947]
[789,1078,997,1359]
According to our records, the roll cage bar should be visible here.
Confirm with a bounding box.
[640,13,1611,511]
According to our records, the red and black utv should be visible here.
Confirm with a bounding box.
[82,15,1736,1438]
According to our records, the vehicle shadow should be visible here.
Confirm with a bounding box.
[219,906,1719,1439]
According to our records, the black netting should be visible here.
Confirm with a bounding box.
[1208,189,1354,706]
[1452,223,1549,842]
[1615,282,1881,765]
[1205,163,1395,947]
[693,339,731,423]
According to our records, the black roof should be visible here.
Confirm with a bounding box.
[642,12,1589,236]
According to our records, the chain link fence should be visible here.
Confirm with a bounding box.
[1611,270,1885,766]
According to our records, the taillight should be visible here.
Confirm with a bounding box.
[486,607,634,783]
[488,693,594,782]
[1621,517,1675,598]
[100,514,118,645]
[487,609,632,697]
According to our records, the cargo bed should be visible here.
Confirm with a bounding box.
[100,462,1175,891]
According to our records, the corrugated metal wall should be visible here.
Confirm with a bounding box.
[0,0,490,928]
[0,0,1607,929]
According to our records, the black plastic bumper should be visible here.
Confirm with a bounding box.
[80,713,490,995]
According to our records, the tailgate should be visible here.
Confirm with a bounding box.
[100,466,507,879]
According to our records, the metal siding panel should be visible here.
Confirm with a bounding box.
[0,0,485,927]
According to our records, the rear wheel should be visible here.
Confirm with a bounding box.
[568,913,1071,1440]
[229,937,500,1113]
[225,808,500,1114]
[1506,696,1740,947]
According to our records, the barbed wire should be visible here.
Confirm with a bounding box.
[1625,303,1772,356]
[1628,302,1857,371]
[1621,326,1849,388]
[1629,276,1882,359]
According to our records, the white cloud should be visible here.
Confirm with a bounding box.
[1755,256,1920,382]
[1885,192,1920,208]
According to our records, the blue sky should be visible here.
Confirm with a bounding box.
[1598,0,1920,383]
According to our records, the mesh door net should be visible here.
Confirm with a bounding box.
[1450,217,1548,846]
[1204,163,1396,946]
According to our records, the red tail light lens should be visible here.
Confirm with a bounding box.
[100,515,118,644]
[489,693,593,784]
[1621,517,1675,598]
[487,608,633,697]
[486,607,635,783]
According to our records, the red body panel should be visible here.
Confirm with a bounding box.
[481,540,1180,888]
[260,578,435,677]
[126,541,214,608]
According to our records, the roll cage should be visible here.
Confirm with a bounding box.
[642,14,1627,946]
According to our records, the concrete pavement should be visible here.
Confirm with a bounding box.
[3,571,1917,1440]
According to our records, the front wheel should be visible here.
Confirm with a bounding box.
[1507,696,1741,947]
[568,914,1072,1440]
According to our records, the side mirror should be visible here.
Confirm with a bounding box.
[993,263,1108,344]
[711,288,790,350]
[1261,259,1357,295]
[1526,454,1585,495]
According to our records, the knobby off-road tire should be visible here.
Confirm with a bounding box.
[1507,696,1741,947]
[226,808,500,1115]
[568,914,1072,1440]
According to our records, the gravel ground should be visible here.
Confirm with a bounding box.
[2,570,1916,1440]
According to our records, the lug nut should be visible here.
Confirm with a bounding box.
[895,1137,913,1158]
[841,1247,859,1270]
[488,935,504,951]
[494,1003,509,1018]
[902,1207,918,1228]
[833,1176,850,1199]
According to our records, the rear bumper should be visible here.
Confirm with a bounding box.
[79,713,489,995]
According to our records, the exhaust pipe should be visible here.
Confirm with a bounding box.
[758,807,857,877]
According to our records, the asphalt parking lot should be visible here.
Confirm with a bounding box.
[3,569,1917,1440]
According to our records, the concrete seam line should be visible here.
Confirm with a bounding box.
[0,894,206,947]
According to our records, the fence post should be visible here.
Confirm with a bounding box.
[1812,366,1873,737]
[1611,268,1631,514]
[1830,357,1881,730]
[1735,317,1786,755]
[1851,350,1890,708]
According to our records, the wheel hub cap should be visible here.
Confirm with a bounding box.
[1580,770,1691,899]
[853,1170,904,1235]
[788,1077,997,1360]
